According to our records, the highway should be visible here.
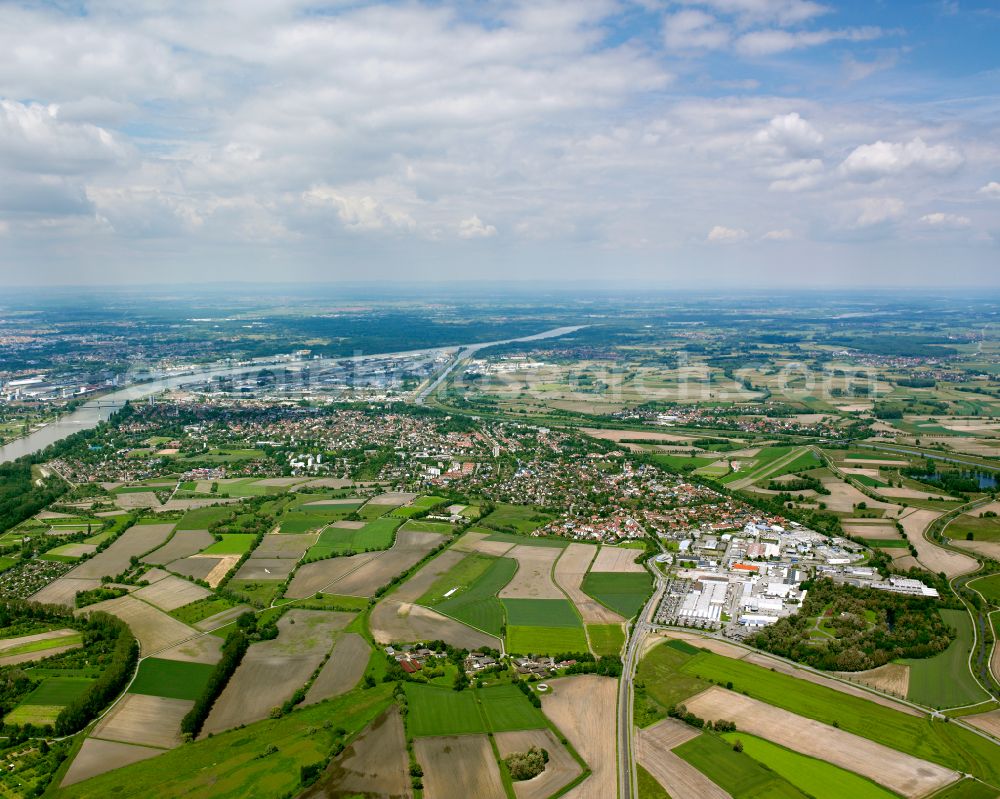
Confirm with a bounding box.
[617,566,667,799]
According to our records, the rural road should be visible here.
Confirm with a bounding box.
[618,568,666,799]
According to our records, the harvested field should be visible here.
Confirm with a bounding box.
[142,530,214,565]
[203,555,240,587]
[842,521,900,539]
[46,543,96,558]
[498,545,564,599]
[155,635,223,665]
[740,652,920,716]
[841,468,881,478]
[414,735,505,799]
[953,539,1000,560]
[367,491,417,505]
[302,498,363,506]
[370,600,499,649]
[636,718,730,799]
[30,577,101,607]
[60,739,163,787]
[554,543,623,624]
[684,686,958,798]
[68,524,175,579]
[134,575,212,612]
[836,663,910,698]
[880,487,958,500]
[252,533,317,559]
[80,596,195,655]
[0,628,79,653]
[115,492,161,510]
[91,694,192,749]
[452,530,515,556]
[0,629,82,667]
[965,708,1000,739]
[303,633,371,705]
[819,477,896,513]
[973,501,1000,517]
[583,427,695,443]
[331,519,365,528]
[165,555,223,581]
[234,557,297,580]
[541,675,616,799]
[193,604,252,631]
[254,477,309,487]
[590,546,647,573]
[302,707,411,799]
[285,552,379,598]
[900,509,978,578]
[0,643,81,667]
[201,610,349,735]
[495,728,582,799]
[298,477,357,489]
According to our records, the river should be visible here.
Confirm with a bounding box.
[0,325,583,464]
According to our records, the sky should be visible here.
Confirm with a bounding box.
[0,0,998,288]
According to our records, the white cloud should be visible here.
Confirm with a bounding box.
[677,0,830,25]
[840,137,963,180]
[0,99,131,175]
[736,27,882,56]
[979,181,1000,198]
[763,228,794,240]
[919,212,971,228]
[458,214,497,239]
[707,225,748,242]
[753,112,823,157]
[854,197,904,228]
[303,186,416,232]
[664,10,730,50]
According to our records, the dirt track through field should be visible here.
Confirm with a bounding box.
[636,719,731,799]
[494,728,582,799]
[684,686,958,798]
[415,735,505,799]
[554,543,623,623]
[499,545,564,599]
[541,675,616,799]
[285,552,379,598]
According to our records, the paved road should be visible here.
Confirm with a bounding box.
[618,569,666,799]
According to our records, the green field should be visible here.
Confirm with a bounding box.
[5,676,94,725]
[390,495,449,518]
[865,538,909,547]
[169,596,239,625]
[0,633,83,658]
[949,514,1000,542]
[651,454,716,471]
[177,506,236,529]
[720,733,898,799]
[970,573,1000,606]
[0,555,18,572]
[478,503,553,533]
[675,732,807,799]
[404,683,485,736]
[480,530,570,548]
[429,555,517,636]
[581,571,653,618]
[478,684,547,731]
[306,517,402,559]
[639,642,1000,787]
[900,608,989,708]
[503,598,580,627]
[637,764,670,799]
[129,658,215,700]
[400,520,454,534]
[200,534,257,555]
[227,579,281,606]
[57,685,394,799]
[507,626,589,655]
[587,623,625,656]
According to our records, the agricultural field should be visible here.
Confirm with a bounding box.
[899,608,990,708]
[478,503,554,533]
[504,598,589,654]
[304,516,401,558]
[587,623,625,656]
[129,657,215,701]
[418,553,516,636]
[5,677,93,726]
[581,571,653,618]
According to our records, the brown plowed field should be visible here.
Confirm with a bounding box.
[60,739,163,786]
[92,694,192,749]
[900,509,978,578]
[285,552,379,598]
[684,686,958,798]
[415,735,505,799]
[68,524,175,578]
[554,543,622,623]
[370,600,499,649]
[142,530,214,565]
[302,707,411,799]
[303,633,371,705]
[637,719,731,799]
[200,610,349,735]
[540,675,617,799]
[79,595,195,655]
[590,546,647,573]
[134,574,212,612]
[494,728,582,799]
